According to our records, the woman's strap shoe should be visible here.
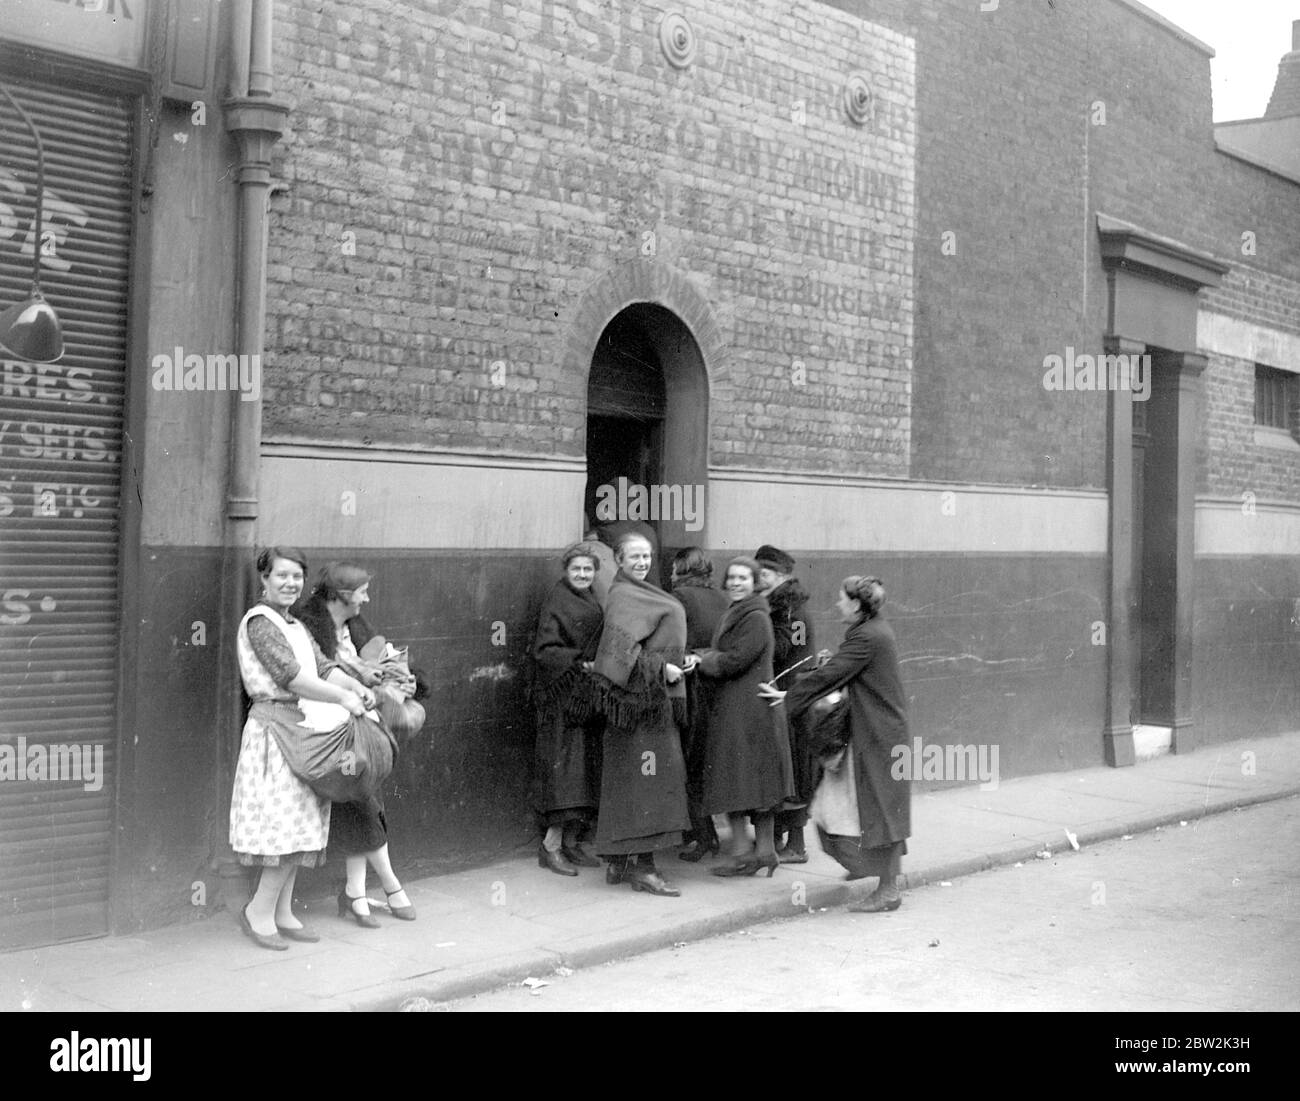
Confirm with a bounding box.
[338,888,381,929]
[239,905,289,951]
[628,867,681,896]
[275,923,321,943]
[384,886,417,921]
[538,844,579,877]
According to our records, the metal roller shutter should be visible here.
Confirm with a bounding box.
[0,76,132,950]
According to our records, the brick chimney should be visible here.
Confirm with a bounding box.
[1263,19,1300,118]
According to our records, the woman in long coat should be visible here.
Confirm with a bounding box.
[763,575,910,912]
[693,556,795,877]
[589,533,691,897]
[531,542,605,876]
[669,546,729,861]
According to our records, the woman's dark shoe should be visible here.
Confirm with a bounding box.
[754,852,780,878]
[627,866,681,896]
[275,922,320,943]
[562,845,601,868]
[239,904,289,951]
[538,844,579,877]
[605,859,629,885]
[848,885,902,913]
[777,846,808,864]
[384,886,417,920]
[337,888,381,929]
[710,857,761,877]
[678,838,719,863]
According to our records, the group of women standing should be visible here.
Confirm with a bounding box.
[229,547,427,950]
[226,533,912,953]
[532,534,912,913]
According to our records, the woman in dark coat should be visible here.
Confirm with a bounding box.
[531,542,605,875]
[670,546,729,861]
[755,545,817,863]
[589,533,692,897]
[295,562,427,926]
[691,556,795,877]
[762,575,910,912]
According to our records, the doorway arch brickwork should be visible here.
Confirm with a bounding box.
[564,258,727,557]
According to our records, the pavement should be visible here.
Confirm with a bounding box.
[4,730,1298,1012]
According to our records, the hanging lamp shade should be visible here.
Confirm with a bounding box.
[0,288,63,363]
[0,85,64,364]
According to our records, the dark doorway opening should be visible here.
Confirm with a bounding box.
[1132,349,1178,747]
[585,303,709,586]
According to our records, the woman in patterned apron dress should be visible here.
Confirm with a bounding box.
[229,546,378,950]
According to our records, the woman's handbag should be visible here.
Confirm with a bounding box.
[806,688,851,762]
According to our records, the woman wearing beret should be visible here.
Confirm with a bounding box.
[761,576,910,912]
[690,556,795,877]
[295,562,425,926]
[531,542,606,876]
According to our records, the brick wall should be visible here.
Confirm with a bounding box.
[264,0,1300,497]
[265,0,915,475]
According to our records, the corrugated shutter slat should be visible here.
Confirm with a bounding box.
[0,77,131,950]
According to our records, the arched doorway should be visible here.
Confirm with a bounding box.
[586,302,709,585]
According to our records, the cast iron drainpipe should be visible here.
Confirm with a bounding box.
[212,0,289,900]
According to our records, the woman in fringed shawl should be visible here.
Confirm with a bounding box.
[589,533,691,896]
[760,576,910,913]
[691,556,795,877]
[531,542,606,876]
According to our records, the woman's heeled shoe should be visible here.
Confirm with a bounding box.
[337,888,381,929]
[275,922,320,943]
[238,905,289,951]
[627,865,681,896]
[539,844,579,877]
[710,857,760,877]
[384,886,417,921]
[755,852,780,878]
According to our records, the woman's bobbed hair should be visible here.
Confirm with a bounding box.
[725,555,761,583]
[312,561,372,602]
[671,546,712,582]
[256,545,308,576]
